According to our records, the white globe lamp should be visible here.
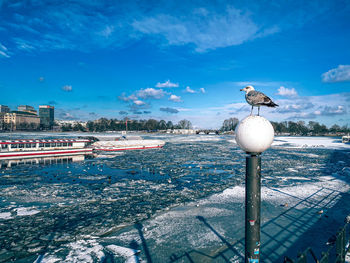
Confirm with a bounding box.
[235,115,274,154]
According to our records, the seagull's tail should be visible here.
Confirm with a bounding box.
[267,101,278,107]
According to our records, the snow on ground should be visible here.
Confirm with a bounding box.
[37,239,105,263]
[230,136,350,150]
[109,174,350,262]
[273,136,350,149]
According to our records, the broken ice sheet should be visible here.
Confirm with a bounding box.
[0,133,350,262]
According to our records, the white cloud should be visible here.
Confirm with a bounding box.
[322,65,350,83]
[58,112,75,120]
[137,88,166,99]
[185,86,195,93]
[176,107,192,112]
[1,2,337,55]
[0,42,10,58]
[155,80,179,88]
[320,105,346,115]
[0,50,10,58]
[14,38,35,51]
[169,94,182,102]
[0,43,8,51]
[133,100,146,106]
[200,88,206,94]
[118,93,138,102]
[62,85,72,92]
[160,107,179,114]
[277,86,297,97]
[100,25,114,38]
[276,101,314,113]
[132,7,277,52]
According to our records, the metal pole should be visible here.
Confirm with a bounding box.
[245,153,261,263]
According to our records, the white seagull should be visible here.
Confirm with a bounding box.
[240,85,278,115]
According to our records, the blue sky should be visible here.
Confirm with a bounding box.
[0,0,350,128]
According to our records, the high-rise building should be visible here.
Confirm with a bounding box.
[0,105,10,130]
[0,105,10,113]
[17,105,37,115]
[39,105,55,129]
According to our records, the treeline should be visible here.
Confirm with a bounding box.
[271,121,350,135]
[220,118,350,135]
[61,118,193,132]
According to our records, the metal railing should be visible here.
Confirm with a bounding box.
[284,219,350,263]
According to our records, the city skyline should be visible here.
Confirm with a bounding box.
[1,1,350,128]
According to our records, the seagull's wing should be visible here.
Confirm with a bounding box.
[246,90,278,107]
[246,91,270,105]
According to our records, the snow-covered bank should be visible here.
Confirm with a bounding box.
[272,136,350,150]
[229,136,350,150]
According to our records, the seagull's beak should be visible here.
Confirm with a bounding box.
[240,89,243,91]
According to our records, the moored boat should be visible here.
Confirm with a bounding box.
[92,135,165,151]
[0,138,92,160]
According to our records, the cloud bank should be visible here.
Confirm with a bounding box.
[155,80,179,88]
[277,86,297,97]
[160,107,179,113]
[322,65,350,83]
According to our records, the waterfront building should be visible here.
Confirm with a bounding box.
[39,105,55,129]
[3,111,40,130]
[0,114,4,130]
[17,105,37,115]
[0,105,10,113]
[56,120,87,127]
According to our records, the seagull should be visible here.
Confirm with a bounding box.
[240,85,278,115]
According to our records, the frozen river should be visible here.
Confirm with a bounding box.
[0,133,350,262]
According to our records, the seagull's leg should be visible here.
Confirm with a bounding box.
[250,106,253,116]
[258,106,260,116]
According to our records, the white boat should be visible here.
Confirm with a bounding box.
[0,138,92,160]
[92,135,165,152]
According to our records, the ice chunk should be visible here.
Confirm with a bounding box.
[0,212,12,220]
[15,207,40,216]
[105,244,140,258]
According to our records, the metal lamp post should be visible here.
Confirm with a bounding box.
[235,115,275,263]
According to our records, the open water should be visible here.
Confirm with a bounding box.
[0,133,350,262]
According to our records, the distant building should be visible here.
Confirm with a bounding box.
[17,105,37,115]
[3,111,40,130]
[0,105,10,130]
[56,120,87,127]
[39,105,55,129]
[0,114,4,130]
[0,105,10,113]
